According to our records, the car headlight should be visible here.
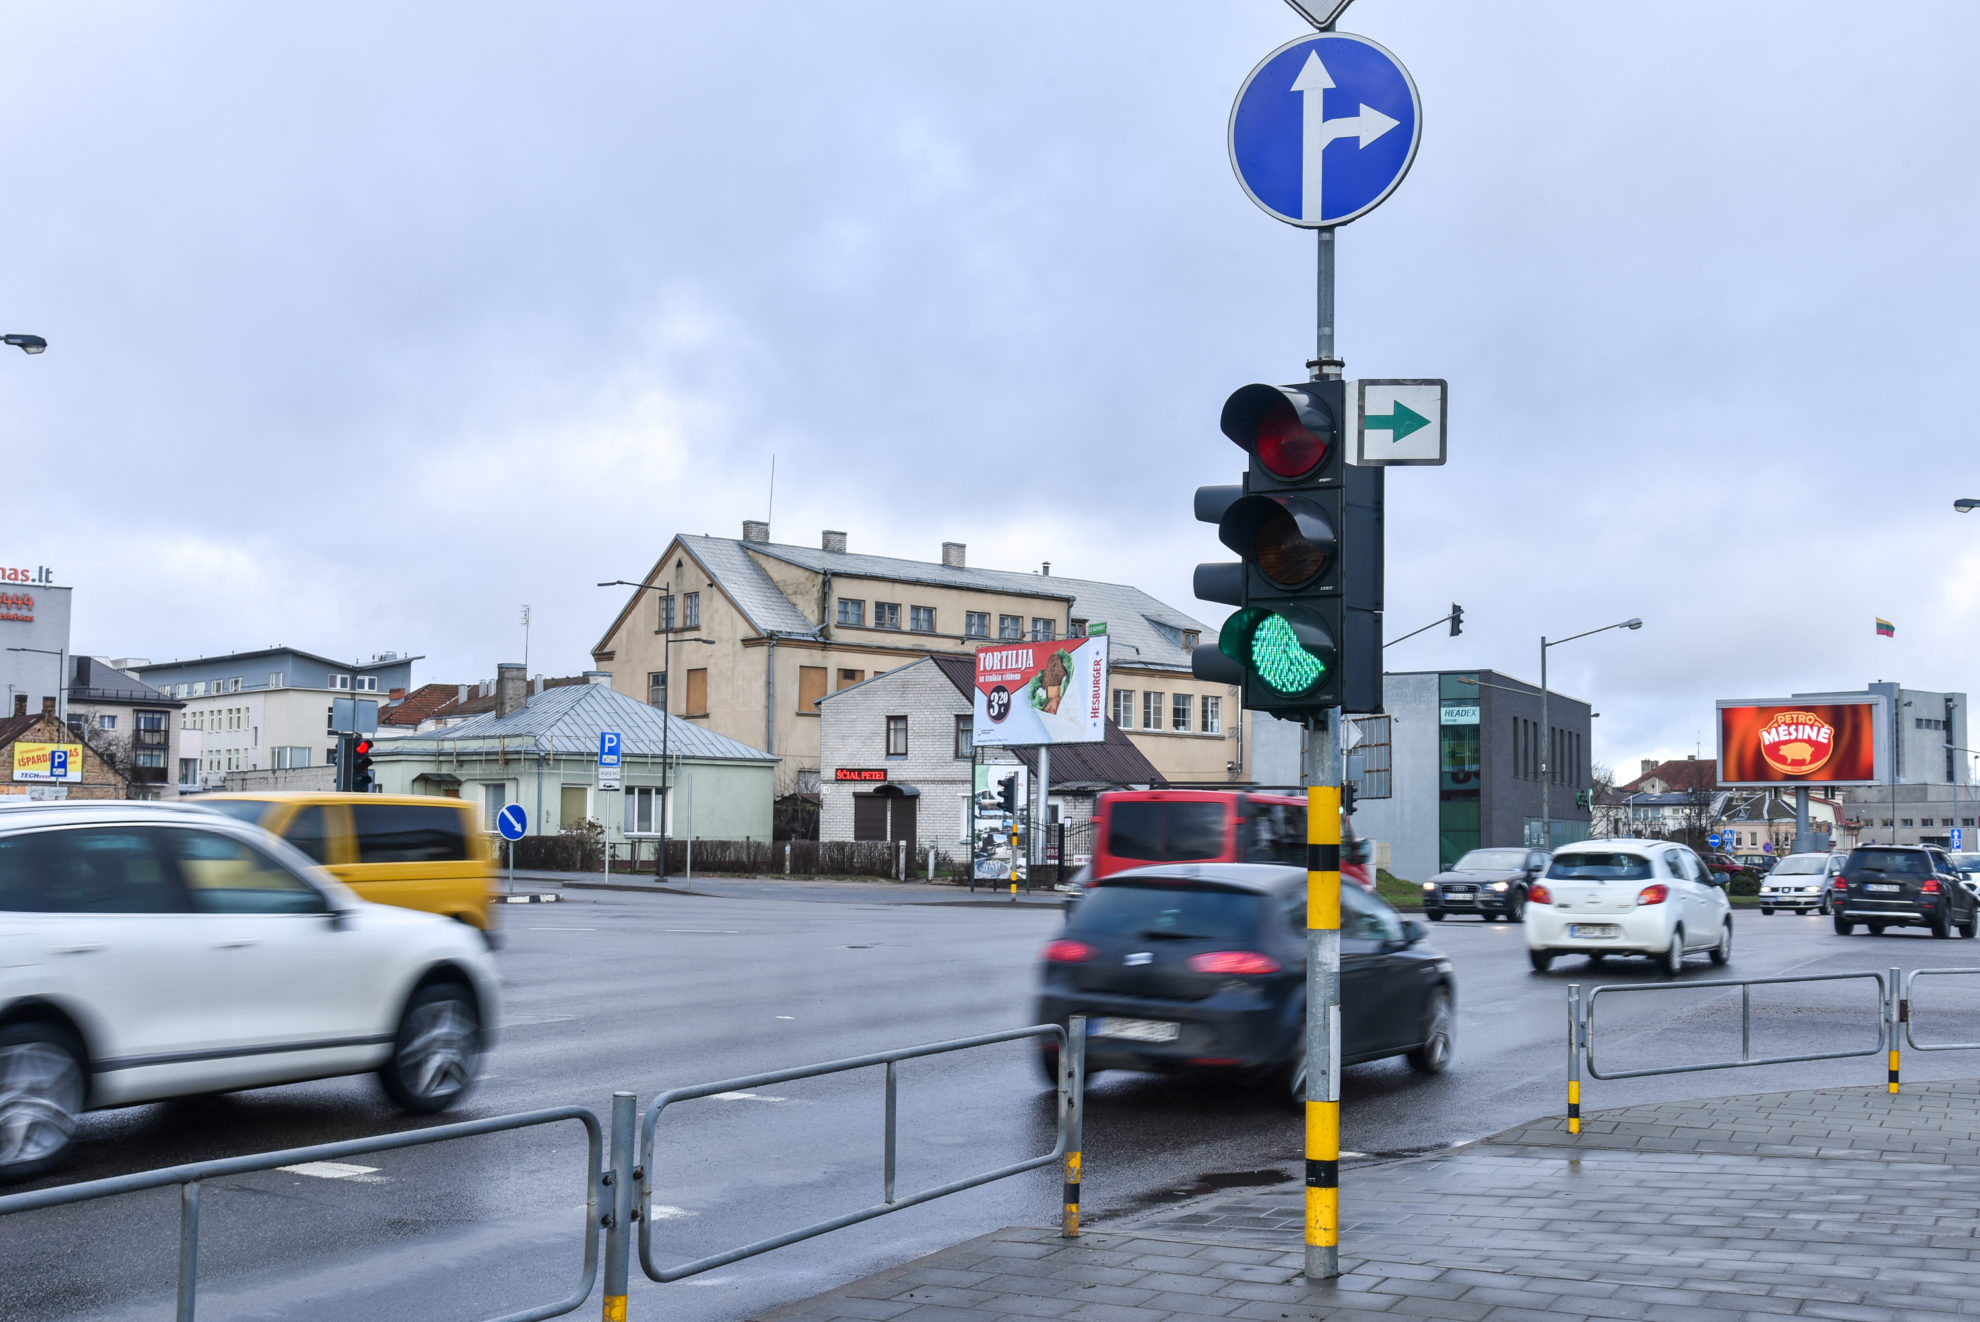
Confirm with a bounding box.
[1422,881,1437,891]
[1490,881,1509,892]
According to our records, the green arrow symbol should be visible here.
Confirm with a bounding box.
[1365,400,1430,443]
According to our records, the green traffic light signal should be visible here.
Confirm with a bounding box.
[1249,613,1324,694]
[1220,606,1336,705]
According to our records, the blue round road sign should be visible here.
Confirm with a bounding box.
[1229,32,1421,228]
[497,804,527,842]
[1707,833,1722,849]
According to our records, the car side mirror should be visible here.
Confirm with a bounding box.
[1399,919,1427,947]
[326,908,354,931]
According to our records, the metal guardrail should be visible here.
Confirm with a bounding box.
[634,1019,1086,1289]
[0,1105,604,1322]
[1565,972,1896,1131]
[0,1023,1087,1321]
[1903,967,1980,1052]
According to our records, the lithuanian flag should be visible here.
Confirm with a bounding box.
[1876,618,1896,637]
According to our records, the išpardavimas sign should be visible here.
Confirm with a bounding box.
[972,635,1109,747]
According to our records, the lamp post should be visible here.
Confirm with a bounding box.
[2,334,46,355]
[6,645,66,722]
[1955,499,1979,514]
[599,580,714,883]
[1538,618,1642,849]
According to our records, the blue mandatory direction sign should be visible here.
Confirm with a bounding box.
[1707,833,1723,849]
[1228,31,1421,229]
[497,804,528,842]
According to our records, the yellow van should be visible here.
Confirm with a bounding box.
[199,792,500,943]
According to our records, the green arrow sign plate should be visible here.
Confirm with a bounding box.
[1354,378,1446,466]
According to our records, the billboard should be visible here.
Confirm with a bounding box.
[13,742,82,783]
[972,634,1109,747]
[1716,698,1883,786]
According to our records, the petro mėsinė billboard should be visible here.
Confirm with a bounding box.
[1716,697,1884,787]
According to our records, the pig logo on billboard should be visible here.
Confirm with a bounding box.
[1758,711,1835,777]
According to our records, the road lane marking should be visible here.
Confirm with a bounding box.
[710,1091,788,1102]
[775,1015,795,1020]
[505,1014,580,1026]
[648,1205,695,1220]
[532,927,597,931]
[664,929,740,934]
[279,1161,381,1181]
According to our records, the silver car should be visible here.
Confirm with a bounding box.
[1757,852,1842,914]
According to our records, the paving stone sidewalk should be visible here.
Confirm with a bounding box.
[755,1081,1980,1322]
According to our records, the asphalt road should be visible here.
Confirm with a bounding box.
[6,881,1980,1322]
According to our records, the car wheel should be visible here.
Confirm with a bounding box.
[1511,891,1528,923]
[1528,949,1555,973]
[1406,990,1454,1076]
[1660,928,1685,977]
[378,982,482,1114]
[1709,921,1732,966]
[1833,914,1854,936]
[1426,911,1444,922]
[1932,907,1953,940]
[1760,907,1773,916]
[1269,1040,1307,1110]
[0,1023,86,1182]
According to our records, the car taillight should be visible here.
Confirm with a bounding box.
[1832,875,1848,890]
[1924,877,1942,894]
[1044,939,1093,963]
[1528,883,1552,905]
[1636,884,1669,906]
[1187,951,1282,975]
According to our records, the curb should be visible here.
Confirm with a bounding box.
[499,892,564,904]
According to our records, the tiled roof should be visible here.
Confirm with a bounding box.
[0,714,41,748]
[379,682,463,727]
[377,680,774,761]
[1621,759,1722,793]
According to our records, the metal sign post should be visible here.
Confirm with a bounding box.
[1302,717,1341,1281]
[496,804,527,897]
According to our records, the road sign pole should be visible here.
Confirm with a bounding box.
[1303,713,1341,1281]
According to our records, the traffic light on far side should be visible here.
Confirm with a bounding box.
[1449,603,1464,637]
[351,738,376,793]
[998,774,1018,816]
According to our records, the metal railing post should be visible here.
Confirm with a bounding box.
[177,1180,201,1322]
[883,1061,898,1204]
[604,1092,636,1321]
[1890,967,1903,1093]
[1566,985,1582,1135]
[1740,983,1752,1063]
[1062,1015,1085,1237]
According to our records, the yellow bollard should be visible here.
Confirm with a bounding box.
[1304,785,1340,1275]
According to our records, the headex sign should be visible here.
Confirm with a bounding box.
[1717,698,1883,787]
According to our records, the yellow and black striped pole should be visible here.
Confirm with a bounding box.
[1062,1015,1086,1237]
[1305,775,1341,1280]
[1889,967,1903,1094]
[1566,984,1582,1134]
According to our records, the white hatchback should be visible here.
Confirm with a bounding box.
[1524,840,1733,975]
[0,802,500,1180]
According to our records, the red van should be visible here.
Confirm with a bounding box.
[1089,789,1372,888]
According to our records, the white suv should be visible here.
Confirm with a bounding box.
[1524,840,1733,975]
[0,802,500,1179]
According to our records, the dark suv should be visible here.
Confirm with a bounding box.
[1035,863,1455,1108]
[1832,845,1980,938]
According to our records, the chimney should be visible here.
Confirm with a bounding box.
[822,530,848,554]
[1640,759,1656,777]
[41,697,56,716]
[11,694,23,716]
[495,663,527,718]
[742,520,770,544]
[584,670,612,685]
[387,687,405,703]
[1041,561,1051,576]
[941,542,966,568]
[456,684,469,704]
[532,676,545,695]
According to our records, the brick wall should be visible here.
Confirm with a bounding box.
[818,659,980,846]
[0,708,132,801]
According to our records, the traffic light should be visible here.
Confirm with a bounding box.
[333,733,354,792]
[997,774,1018,816]
[351,738,376,793]
[1192,379,1383,716]
[1449,603,1463,637]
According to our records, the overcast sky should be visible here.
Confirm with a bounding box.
[3,1,1976,773]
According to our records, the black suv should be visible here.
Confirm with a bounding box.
[1035,863,1455,1108]
[1832,845,1980,938]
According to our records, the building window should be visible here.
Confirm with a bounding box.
[955,715,973,759]
[1881,819,1893,828]
[874,602,901,630]
[1031,618,1056,641]
[484,784,508,832]
[684,668,709,717]
[192,681,208,696]
[1113,690,1135,728]
[326,746,338,768]
[965,612,989,638]
[910,606,936,633]
[96,713,117,731]
[1202,695,1222,735]
[1069,619,1087,637]
[837,599,865,627]
[356,675,377,692]
[179,758,198,785]
[1182,631,1200,648]
[272,746,312,770]
[998,614,1022,640]
[837,669,865,690]
[886,715,908,757]
[798,666,828,714]
[231,677,244,692]
[1142,691,1164,731]
[1902,818,1915,828]
[682,592,700,628]
[648,671,667,708]
[269,671,284,688]
[1171,693,1192,732]
[332,674,350,690]
[627,785,669,835]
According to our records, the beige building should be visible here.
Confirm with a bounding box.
[591,522,1255,791]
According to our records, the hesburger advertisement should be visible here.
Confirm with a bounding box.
[972,634,1109,747]
[1717,699,1882,786]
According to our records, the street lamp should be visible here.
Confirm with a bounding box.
[1538,618,1642,849]
[599,579,715,883]
[6,645,66,721]
[1956,499,1980,513]
[2,334,46,355]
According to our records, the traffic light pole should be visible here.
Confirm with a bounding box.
[1303,711,1341,1282]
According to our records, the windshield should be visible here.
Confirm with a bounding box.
[197,800,275,827]
[1453,849,1528,872]
[1068,881,1263,942]
[1548,852,1652,881]
[1106,801,1230,863]
[1771,855,1825,875]
[1953,853,1980,872]
[1850,849,1930,875]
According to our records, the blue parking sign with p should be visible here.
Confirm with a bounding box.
[599,731,621,767]
[49,748,68,778]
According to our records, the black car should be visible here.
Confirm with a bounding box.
[1832,845,1980,938]
[1035,863,1455,1107]
[1422,847,1551,921]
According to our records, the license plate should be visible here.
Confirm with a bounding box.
[1091,1018,1179,1043]
[1867,883,1901,893]
[1569,923,1620,938]
[1446,894,1473,903]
